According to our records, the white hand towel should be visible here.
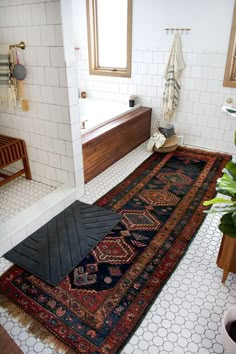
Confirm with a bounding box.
[147,132,166,152]
[0,45,16,109]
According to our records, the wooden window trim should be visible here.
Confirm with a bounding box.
[86,0,132,78]
[224,0,236,87]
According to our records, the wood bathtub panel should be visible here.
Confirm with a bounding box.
[82,107,152,183]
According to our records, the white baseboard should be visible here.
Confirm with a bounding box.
[177,135,184,145]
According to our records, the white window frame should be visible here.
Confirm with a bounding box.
[86,0,132,78]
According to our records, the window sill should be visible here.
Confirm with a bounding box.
[89,68,131,78]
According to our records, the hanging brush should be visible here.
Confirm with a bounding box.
[13,49,30,112]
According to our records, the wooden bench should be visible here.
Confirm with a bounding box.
[0,134,32,187]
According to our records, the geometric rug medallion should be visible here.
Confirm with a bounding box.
[3,201,121,286]
[0,147,231,353]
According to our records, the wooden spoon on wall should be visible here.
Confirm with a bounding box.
[18,80,30,112]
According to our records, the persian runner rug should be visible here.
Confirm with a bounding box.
[0,147,231,354]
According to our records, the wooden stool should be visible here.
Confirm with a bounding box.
[154,134,178,153]
[217,234,236,283]
[0,134,32,187]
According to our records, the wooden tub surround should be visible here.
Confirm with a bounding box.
[82,106,152,183]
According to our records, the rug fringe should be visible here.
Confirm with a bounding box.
[0,294,76,354]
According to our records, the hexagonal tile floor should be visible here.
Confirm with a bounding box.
[1,142,236,354]
[0,177,55,223]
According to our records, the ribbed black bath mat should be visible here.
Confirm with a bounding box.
[4,201,122,286]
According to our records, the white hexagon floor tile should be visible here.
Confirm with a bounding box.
[0,177,55,223]
[0,142,236,354]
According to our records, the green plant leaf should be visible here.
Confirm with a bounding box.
[232,211,236,228]
[224,160,236,180]
[216,173,236,196]
[216,189,235,197]
[226,108,236,114]
[219,213,236,238]
[204,205,236,214]
[203,197,234,206]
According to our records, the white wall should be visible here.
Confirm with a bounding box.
[74,0,236,154]
[74,0,234,51]
[0,0,84,193]
[132,0,233,51]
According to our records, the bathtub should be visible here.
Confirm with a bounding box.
[79,98,141,134]
[81,103,152,183]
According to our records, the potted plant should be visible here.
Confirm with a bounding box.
[203,159,236,238]
[222,307,236,354]
[203,158,236,354]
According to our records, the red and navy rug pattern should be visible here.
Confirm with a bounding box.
[0,147,231,353]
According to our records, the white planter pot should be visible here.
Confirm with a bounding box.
[222,306,236,354]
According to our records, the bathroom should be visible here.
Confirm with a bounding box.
[0,0,236,353]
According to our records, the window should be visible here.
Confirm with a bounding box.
[86,0,132,77]
[224,0,236,87]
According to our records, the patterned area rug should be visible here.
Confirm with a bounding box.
[0,147,231,354]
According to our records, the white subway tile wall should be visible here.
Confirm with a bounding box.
[0,0,84,192]
[76,47,235,154]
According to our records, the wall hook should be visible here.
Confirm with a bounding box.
[165,28,191,35]
[9,41,26,50]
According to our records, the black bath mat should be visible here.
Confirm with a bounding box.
[4,201,122,286]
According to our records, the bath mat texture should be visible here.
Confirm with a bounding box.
[0,147,231,354]
[4,201,122,286]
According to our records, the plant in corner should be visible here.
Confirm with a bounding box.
[203,160,236,238]
[203,128,236,236]
[203,154,236,352]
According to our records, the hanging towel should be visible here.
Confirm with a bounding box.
[162,33,185,122]
[0,45,16,109]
